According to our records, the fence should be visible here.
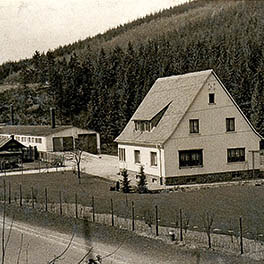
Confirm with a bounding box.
[1,181,264,260]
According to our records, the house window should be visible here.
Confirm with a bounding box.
[226,118,235,132]
[134,150,141,164]
[35,138,42,144]
[134,120,152,132]
[190,119,199,133]
[150,152,157,166]
[28,137,31,143]
[145,122,151,132]
[209,93,215,104]
[119,148,126,162]
[227,148,245,163]
[179,149,203,168]
[31,137,35,143]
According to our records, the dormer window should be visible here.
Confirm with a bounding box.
[209,93,215,104]
[134,120,152,132]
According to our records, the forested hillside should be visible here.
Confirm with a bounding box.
[1,0,264,153]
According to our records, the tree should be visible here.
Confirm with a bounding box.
[71,138,90,184]
[203,212,214,249]
[137,166,148,194]
[121,169,131,193]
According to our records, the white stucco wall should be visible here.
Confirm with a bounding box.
[118,143,165,182]
[1,134,47,151]
[164,74,261,177]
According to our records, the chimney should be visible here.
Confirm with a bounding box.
[10,105,14,125]
[50,107,55,128]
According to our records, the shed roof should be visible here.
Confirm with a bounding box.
[0,125,73,137]
[115,69,213,145]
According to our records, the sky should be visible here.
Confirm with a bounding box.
[0,0,188,64]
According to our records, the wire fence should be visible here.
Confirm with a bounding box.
[1,180,264,260]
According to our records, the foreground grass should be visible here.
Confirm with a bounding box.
[1,204,261,264]
[1,171,264,239]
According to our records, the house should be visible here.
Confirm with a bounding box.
[115,69,264,185]
[0,125,101,155]
[0,108,101,156]
[0,135,26,170]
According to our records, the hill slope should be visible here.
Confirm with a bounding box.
[0,0,264,152]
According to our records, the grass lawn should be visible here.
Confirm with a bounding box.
[1,171,264,239]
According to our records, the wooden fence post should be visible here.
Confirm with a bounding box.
[179,209,183,241]
[31,187,34,209]
[8,182,11,204]
[75,193,78,219]
[45,187,48,212]
[92,196,95,222]
[155,205,159,236]
[240,216,244,254]
[111,198,114,226]
[59,191,62,215]
[19,184,22,207]
[132,201,135,231]
[3,179,6,202]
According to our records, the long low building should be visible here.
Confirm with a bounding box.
[0,125,101,154]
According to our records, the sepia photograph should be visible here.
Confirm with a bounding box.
[0,0,264,263]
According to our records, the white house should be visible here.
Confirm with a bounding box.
[0,125,101,154]
[115,69,264,185]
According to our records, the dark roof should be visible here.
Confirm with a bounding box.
[0,125,73,137]
[115,70,212,145]
[0,137,11,149]
[0,136,25,151]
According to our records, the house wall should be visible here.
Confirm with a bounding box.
[118,143,165,183]
[0,134,47,152]
[164,74,261,177]
[0,127,101,153]
[46,127,100,153]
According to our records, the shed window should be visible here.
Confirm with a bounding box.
[150,152,157,166]
[134,150,141,164]
[227,148,245,163]
[119,148,126,162]
[226,118,235,132]
[190,119,199,133]
[209,93,215,104]
[179,149,203,168]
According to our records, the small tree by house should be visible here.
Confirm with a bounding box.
[203,212,214,249]
[121,169,131,193]
[71,138,89,184]
[137,165,148,193]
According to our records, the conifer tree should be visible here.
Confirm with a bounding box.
[121,169,131,193]
[137,166,148,194]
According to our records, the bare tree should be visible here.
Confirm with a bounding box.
[47,230,75,264]
[183,212,190,234]
[71,138,88,184]
[203,212,214,249]
[16,234,23,264]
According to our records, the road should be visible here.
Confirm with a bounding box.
[0,217,261,264]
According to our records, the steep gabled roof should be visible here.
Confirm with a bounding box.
[0,136,25,151]
[115,69,212,145]
[0,137,11,149]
